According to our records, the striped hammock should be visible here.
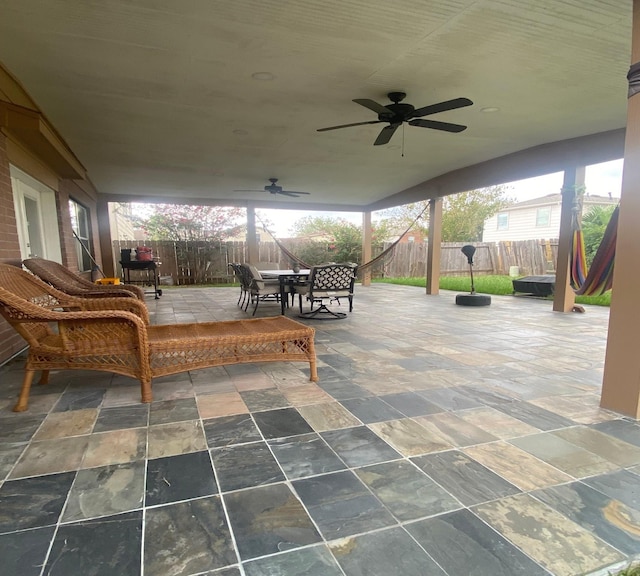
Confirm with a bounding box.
[570,205,618,296]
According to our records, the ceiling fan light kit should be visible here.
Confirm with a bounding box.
[317,91,473,146]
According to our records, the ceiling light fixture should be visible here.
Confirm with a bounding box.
[480,107,500,113]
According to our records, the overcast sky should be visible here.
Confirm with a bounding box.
[259,158,624,237]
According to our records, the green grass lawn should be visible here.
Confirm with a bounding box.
[614,566,640,576]
[374,275,612,307]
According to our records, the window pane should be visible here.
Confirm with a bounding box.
[497,213,508,230]
[68,199,92,272]
[536,207,551,227]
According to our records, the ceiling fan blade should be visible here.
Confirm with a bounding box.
[409,119,467,133]
[234,189,266,193]
[352,98,393,115]
[281,191,310,196]
[317,120,384,132]
[374,124,400,146]
[411,97,473,118]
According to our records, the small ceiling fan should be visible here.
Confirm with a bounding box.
[317,92,473,146]
[234,178,311,198]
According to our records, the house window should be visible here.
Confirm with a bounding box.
[497,213,508,230]
[407,235,415,243]
[536,207,551,227]
[69,199,93,272]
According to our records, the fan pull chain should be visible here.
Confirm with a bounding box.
[402,123,405,157]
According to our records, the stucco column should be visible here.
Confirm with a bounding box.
[96,199,115,277]
[362,211,372,287]
[426,198,442,295]
[246,204,259,264]
[601,0,640,417]
[552,167,583,312]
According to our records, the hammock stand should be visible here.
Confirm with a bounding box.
[255,202,431,274]
[569,197,618,297]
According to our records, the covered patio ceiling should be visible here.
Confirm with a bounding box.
[0,1,632,211]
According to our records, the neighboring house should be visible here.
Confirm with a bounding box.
[387,229,427,244]
[108,202,136,241]
[482,193,619,242]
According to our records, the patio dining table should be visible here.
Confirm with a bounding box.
[259,269,310,314]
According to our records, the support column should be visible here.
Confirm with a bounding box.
[426,198,442,295]
[552,166,583,312]
[601,0,640,417]
[362,211,372,287]
[96,199,115,278]
[246,204,259,264]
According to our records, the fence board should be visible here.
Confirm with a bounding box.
[112,238,560,284]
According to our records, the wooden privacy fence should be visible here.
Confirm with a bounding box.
[383,239,558,277]
[113,239,558,285]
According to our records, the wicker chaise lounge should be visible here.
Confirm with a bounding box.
[23,257,146,300]
[0,263,317,412]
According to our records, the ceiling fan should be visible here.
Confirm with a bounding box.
[234,178,311,198]
[317,92,473,146]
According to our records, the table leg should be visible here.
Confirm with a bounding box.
[280,278,287,315]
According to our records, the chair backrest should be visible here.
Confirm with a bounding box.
[235,263,256,290]
[23,257,144,300]
[0,263,67,346]
[23,257,96,291]
[309,263,358,296]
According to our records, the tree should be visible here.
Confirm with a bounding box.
[287,216,392,266]
[581,205,616,266]
[130,204,244,241]
[379,185,514,242]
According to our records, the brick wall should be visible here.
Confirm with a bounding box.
[0,133,28,362]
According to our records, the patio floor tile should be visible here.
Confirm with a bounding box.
[292,470,396,539]
[243,545,342,576]
[0,284,634,575]
[144,497,235,575]
[224,483,321,561]
[212,442,285,492]
[405,508,550,576]
[532,481,640,555]
[330,526,447,576]
[411,450,521,506]
[145,451,217,507]
[252,407,314,439]
[62,461,145,522]
[320,426,401,467]
[354,460,460,521]
[203,414,263,447]
[473,493,624,576]
[46,511,142,576]
[268,433,346,479]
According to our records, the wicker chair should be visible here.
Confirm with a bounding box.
[23,257,146,300]
[0,263,317,412]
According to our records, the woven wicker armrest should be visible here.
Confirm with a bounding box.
[11,308,150,412]
[71,286,145,300]
[68,296,150,325]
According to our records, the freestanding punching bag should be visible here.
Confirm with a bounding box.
[455,245,491,306]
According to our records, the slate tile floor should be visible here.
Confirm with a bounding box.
[1,284,640,575]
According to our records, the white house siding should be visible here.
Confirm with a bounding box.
[483,204,561,242]
[482,195,618,242]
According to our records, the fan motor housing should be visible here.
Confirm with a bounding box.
[379,102,415,122]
